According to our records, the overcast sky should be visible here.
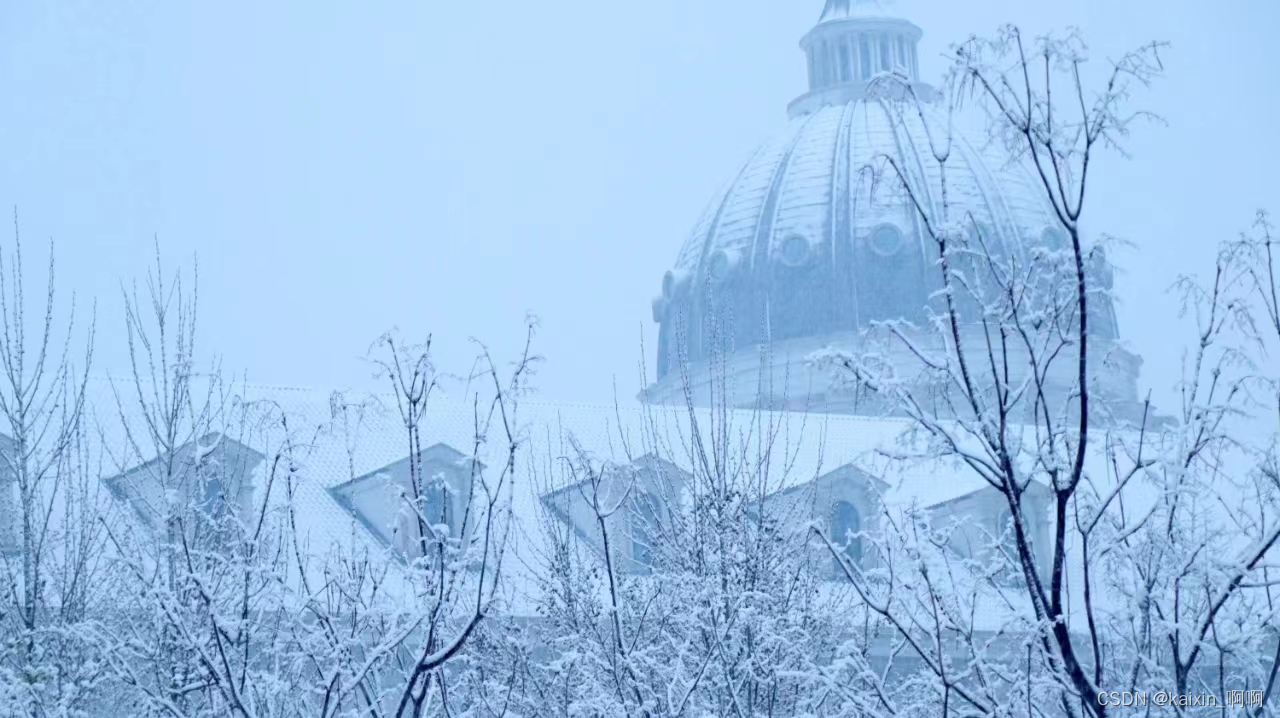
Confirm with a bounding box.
[1,0,1276,408]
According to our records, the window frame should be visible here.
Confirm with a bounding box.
[630,490,663,569]
[830,500,863,574]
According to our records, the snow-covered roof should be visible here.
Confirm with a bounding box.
[82,377,1056,616]
[665,99,1056,300]
[652,96,1068,381]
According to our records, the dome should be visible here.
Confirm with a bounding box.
[651,100,1077,380]
[644,1,1137,417]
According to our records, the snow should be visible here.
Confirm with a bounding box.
[661,99,1058,350]
[77,375,1058,619]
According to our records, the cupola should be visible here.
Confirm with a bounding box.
[790,0,929,117]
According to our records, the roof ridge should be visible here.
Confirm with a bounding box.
[80,374,931,429]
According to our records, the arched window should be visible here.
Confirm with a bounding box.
[423,476,450,531]
[188,435,246,549]
[401,476,451,560]
[632,492,661,568]
[996,508,1018,557]
[831,501,862,572]
[0,468,15,554]
[996,508,1024,584]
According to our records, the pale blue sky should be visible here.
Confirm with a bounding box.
[1,0,1277,406]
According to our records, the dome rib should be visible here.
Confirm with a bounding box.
[829,102,858,330]
[691,150,766,291]
[750,113,820,347]
[876,99,927,240]
[829,103,856,261]
[890,101,951,276]
[645,4,1139,418]
[952,133,1018,256]
[682,149,765,365]
[846,104,871,326]
[653,100,1097,377]
[750,114,819,274]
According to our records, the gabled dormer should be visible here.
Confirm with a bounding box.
[766,462,889,577]
[328,442,479,562]
[103,432,265,543]
[924,481,1052,586]
[541,452,688,574]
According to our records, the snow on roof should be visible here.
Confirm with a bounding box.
[78,377,1139,618]
[36,374,1271,650]
[672,101,1054,281]
[660,98,1062,376]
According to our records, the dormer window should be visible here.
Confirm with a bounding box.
[103,433,264,545]
[328,443,476,561]
[0,434,15,555]
[423,475,451,532]
[996,508,1016,556]
[0,479,13,555]
[995,508,1025,585]
[630,491,662,569]
[540,453,688,575]
[831,500,863,572]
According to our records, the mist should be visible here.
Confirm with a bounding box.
[3,3,1280,715]
[2,0,1276,405]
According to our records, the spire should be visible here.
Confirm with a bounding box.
[789,0,927,117]
[819,0,897,22]
[819,0,851,21]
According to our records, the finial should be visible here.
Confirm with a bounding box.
[819,0,897,22]
[819,0,850,21]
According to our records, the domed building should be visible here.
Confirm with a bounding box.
[644,0,1146,423]
[0,8,1187,714]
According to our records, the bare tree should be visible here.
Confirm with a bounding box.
[99,250,306,718]
[811,25,1280,718]
[494,309,870,717]
[285,323,538,718]
[0,211,100,718]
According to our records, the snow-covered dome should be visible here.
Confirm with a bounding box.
[645,0,1138,417]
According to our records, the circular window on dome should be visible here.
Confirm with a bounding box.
[707,251,731,282]
[1041,226,1068,251]
[868,224,905,257]
[968,222,992,246]
[779,234,811,267]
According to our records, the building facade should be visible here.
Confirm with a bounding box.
[644,0,1147,426]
